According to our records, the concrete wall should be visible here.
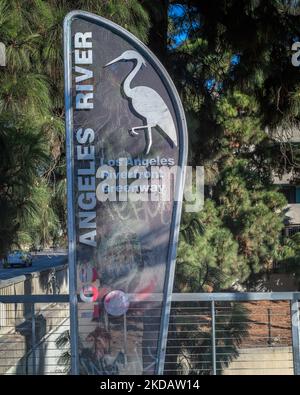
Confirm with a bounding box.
[0,265,70,375]
[1,308,70,375]
[222,347,294,375]
[0,264,68,336]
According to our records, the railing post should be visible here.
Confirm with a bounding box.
[291,298,300,375]
[123,313,128,365]
[31,303,37,375]
[267,308,272,346]
[211,300,217,375]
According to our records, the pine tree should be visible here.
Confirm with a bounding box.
[0,0,53,254]
[144,1,300,291]
[0,0,150,254]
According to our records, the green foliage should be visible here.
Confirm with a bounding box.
[273,233,300,286]
[176,156,287,292]
[18,181,61,249]
[76,0,149,41]
[176,200,247,292]
[216,91,264,146]
[0,120,49,253]
[159,0,300,292]
[176,162,287,293]
[0,0,150,255]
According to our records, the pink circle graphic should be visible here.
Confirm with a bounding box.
[104,290,129,316]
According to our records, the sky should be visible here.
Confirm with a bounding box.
[169,3,240,92]
[168,4,190,47]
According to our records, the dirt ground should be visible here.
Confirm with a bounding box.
[239,301,292,347]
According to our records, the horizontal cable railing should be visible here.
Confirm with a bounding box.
[0,293,299,375]
[0,296,70,375]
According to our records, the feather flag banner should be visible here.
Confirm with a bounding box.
[64,11,187,374]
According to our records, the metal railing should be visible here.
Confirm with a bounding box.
[0,293,299,375]
[0,295,69,375]
[166,293,300,375]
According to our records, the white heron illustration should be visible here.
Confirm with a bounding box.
[104,50,177,154]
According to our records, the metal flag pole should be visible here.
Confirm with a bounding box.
[156,167,186,375]
[64,13,79,375]
[154,66,188,375]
